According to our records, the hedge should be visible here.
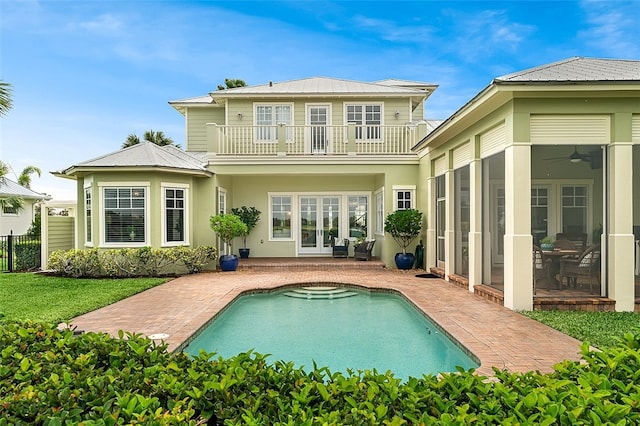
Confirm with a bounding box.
[15,241,41,271]
[1,321,640,424]
[47,246,217,278]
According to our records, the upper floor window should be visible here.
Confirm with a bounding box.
[393,186,415,210]
[2,205,18,215]
[255,104,292,141]
[346,104,381,140]
[163,186,187,245]
[103,186,146,244]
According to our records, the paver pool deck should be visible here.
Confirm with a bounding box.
[69,268,584,377]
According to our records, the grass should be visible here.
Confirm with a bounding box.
[0,273,169,324]
[521,310,640,348]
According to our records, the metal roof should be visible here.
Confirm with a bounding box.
[59,142,209,175]
[0,178,50,200]
[495,57,640,83]
[208,76,430,97]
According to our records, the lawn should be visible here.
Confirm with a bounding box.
[0,273,168,323]
[522,310,640,348]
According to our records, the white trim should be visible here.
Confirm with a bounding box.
[160,182,190,247]
[374,187,385,235]
[84,186,93,246]
[99,182,150,248]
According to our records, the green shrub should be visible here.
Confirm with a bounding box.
[14,240,41,271]
[47,246,217,278]
[1,321,640,424]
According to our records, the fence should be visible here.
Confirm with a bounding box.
[0,232,42,272]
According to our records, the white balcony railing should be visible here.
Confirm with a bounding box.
[205,123,428,156]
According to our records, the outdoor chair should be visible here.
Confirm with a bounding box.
[331,238,349,258]
[556,232,588,252]
[354,239,375,261]
[532,245,551,294]
[558,244,601,293]
[553,239,577,251]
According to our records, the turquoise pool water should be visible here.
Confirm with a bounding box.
[184,287,478,379]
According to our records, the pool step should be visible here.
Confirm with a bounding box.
[283,286,359,299]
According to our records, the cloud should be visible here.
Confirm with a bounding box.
[351,14,435,42]
[76,13,124,35]
[578,1,640,58]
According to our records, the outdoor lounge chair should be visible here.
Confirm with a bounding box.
[558,244,601,293]
[331,238,349,258]
[354,239,375,261]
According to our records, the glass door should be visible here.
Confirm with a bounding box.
[308,105,329,154]
[299,195,340,255]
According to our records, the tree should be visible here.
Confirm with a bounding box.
[0,80,12,117]
[217,78,247,90]
[18,166,41,189]
[122,130,179,149]
[0,160,24,213]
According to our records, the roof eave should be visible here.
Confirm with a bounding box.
[54,165,212,179]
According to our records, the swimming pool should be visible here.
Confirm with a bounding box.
[183,286,478,379]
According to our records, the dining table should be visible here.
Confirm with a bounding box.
[542,249,581,289]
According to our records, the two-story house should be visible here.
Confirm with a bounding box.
[53,77,437,266]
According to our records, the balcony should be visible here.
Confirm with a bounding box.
[205,122,428,156]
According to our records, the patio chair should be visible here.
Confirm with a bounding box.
[533,245,551,294]
[354,239,375,261]
[556,232,588,252]
[558,244,601,293]
[331,238,349,258]
[553,239,577,251]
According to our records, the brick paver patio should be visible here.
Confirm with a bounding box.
[69,268,584,376]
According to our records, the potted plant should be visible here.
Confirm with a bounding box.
[209,213,247,271]
[540,236,554,251]
[384,209,423,270]
[230,206,261,258]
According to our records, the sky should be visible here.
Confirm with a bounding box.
[1,0,639,200]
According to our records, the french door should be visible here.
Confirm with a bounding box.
[298,196,340,254]
[308,105,329,154]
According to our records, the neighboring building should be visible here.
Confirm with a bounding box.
[54,77,438,266]
[0,178,50,235]
[51,57,640,312]
[414,57,640,311]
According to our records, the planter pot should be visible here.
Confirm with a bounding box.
[219,254,239,272]
[540,243,554,251]
[238,248,250,259]
[395,252,415,270]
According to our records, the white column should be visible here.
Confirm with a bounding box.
[608,142,635,311]
[503,143,533,310]
[468,158,482,291]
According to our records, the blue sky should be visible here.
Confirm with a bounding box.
[1,0,639,199]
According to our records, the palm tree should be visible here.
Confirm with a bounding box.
[0,80,12,117]
[217,78,247,90]
[18,166,42,189]
[0,160,24,213]
[122,130,179,149]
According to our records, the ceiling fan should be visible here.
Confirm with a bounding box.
[544,146,592,163]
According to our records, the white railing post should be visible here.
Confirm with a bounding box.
[347,123,357,155]
[277,123,287,155]
[206,123,220,155]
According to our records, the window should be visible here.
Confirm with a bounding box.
[531,186,549,244]
[375,188,384,234]
[2,205,18,215]
[271,195,292,239]
[436,176,446,265]
[346,104,381,140]
[255,104,292,141]
[348,195,368,239]
[164,187,185,244]
[561,185,588,233]
[85,188,92,243]
[393,186,415,210]
[103,187,146,244]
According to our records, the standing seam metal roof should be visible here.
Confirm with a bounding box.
[495,57,640,83]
